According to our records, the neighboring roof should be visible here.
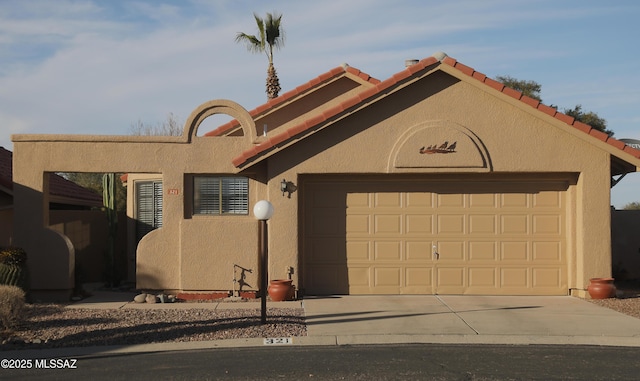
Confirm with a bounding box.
[205,64,380,137]
[230,53,640,170]
[0,147,12,191]
[0,146,103,206]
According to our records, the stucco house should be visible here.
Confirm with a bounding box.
[11,52,640,301]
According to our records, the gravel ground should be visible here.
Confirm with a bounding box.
[588,281,640,319]
[2,282,639,350]
[1,304,306,350]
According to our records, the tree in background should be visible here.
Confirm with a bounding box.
[623,202,640,210]
[563,105,612,136]
[495,75,542,101]
[62,113,184,212]
[129,112,183,136]
[236,12,285,100]
[495,76,613,136]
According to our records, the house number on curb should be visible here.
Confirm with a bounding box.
[263,337,293,345]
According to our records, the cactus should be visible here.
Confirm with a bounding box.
[0,247,29,292]
[102,173,118,287]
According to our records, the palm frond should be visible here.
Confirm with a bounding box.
[264,12,285,50]
[235,32,264,54]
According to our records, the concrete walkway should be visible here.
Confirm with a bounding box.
[4,292,640,358]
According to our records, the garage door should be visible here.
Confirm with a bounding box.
[303,177,568,295]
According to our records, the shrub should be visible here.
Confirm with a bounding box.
[0,285,25,330]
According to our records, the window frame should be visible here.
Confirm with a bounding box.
[192,175,249,216]
[135,179,163,242]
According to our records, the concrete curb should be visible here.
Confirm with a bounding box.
[3,333,640,360]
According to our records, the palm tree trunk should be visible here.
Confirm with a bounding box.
[266,63,281,100]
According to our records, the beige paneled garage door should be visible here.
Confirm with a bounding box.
[303,177,569,295]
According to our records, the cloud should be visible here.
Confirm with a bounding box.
[1,0,639,153]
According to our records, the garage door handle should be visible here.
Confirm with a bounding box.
[433,245,439,260]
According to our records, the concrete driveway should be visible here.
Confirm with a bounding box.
[302,295,640,346]
[64,290,640,347]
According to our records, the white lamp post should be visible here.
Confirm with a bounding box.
[253,200,274,324]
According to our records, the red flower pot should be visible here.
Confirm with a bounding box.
[587,277,616,299]
[268,279,294,301]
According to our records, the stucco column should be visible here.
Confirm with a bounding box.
[574,161,612,296]
[13,144,75,300]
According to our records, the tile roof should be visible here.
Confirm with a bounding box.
[439,56,640,161]
[0,146,103,205]
[205,65,380,137]
[230,54,640,168]
[0,147,12,191]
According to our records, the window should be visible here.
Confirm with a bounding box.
[135,180,163,242]
[193,176,249,215]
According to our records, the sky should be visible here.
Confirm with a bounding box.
[1,0,639,207]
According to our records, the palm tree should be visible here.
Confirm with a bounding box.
[235,12,285,100]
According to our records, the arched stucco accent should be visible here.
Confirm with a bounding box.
[12,176,77,299]
[183,99,256,142]
[388,120,492,172]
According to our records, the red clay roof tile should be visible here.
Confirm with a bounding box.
[288,123,312,138]
[471,71,487,82]
[608,138,627,151]
[453,61,475,77]
[267,132,289,147]
[537,103,558,117]
[205,65,379,137]
[340,95,361,111]
[502,86,523,100]
[232,54,640,167]
[520,95,541,109]
[572,121,592,134]
[554,112,575,125]
[392,69,412,83]
[376,77,398,92]
[589,128,610,141]
[441,56,458,66]
[483,77,505,92]
[623,144,640,159]
[358,87,379,103]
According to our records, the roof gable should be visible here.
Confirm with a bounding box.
[230,54,640,170]
[205,65,380,137]
[438,56,640,165]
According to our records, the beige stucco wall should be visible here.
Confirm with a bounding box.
[265,69,616,297]
[49,210,127,283]
[10,68,636,299]
[12,100,263,299]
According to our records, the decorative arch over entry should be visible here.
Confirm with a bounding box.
[388,120,492,172]
[183,99,256,143]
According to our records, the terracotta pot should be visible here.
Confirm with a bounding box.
[268,279,294,301]
[587,277,616,299]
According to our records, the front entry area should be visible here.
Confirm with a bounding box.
[302,175,572,296]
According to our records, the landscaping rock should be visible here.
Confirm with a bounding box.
[133,293,147,303]
[145,294,157,304]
